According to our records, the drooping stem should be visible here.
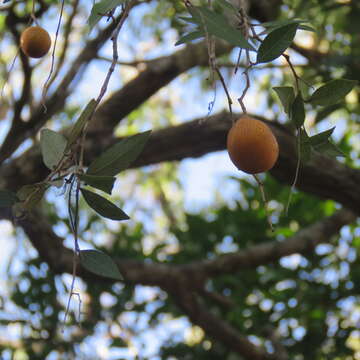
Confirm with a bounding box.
[253,173,274,232]
[285,127,302,215]
[41,0,66,111]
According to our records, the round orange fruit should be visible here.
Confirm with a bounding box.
[20,26,51,58]
[227,115,279,174]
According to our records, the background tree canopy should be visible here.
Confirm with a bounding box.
[0,0,359,359]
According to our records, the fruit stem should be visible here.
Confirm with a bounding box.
[30,0,39,25]
[253,174,274,232]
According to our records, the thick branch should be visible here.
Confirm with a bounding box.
[192,209,356,277]
[1,112,360,215]
[2,205,354,287]
[89,39,232,135]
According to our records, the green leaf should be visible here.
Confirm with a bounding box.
[257,23,298,63]
[79,174,116,195]
[0,190,18,207]
[313,140,345,157]
[87,130,151,176]
[308,79,357,106]
[80,249,123,280]
[290,93,305,128]
[177,16,199,25]
[299,128,312,162]
[175,30,204,46]
[187,5,204,24]
[214,0,238,12]
[194,6,255,50]
[66,99,97,150]
[299,24,315,32]
[309,127,335,146]
[261,19,310,31]
[88,0,125,29]
[273,86,295,114]
[80,188,129,220]
[40,129,67,170]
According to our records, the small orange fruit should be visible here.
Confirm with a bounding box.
[227,115,279,174]
[20,26,51,58]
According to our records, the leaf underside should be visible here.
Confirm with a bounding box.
[80,249,123,280]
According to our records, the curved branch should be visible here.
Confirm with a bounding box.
[1,111,360,215]
[191,209,356,277]
[89,39,233,134]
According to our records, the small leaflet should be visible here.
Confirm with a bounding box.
[79,174,116,195]
[40,129,67,170]
[257,23,298,63]
[80,188,129,221]
[87,130,151,176]
[80,249,123,280]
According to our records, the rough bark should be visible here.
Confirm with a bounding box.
[2,112,360,215]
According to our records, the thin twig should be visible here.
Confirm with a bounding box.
[46,0,80,90]
[285,127,302,215]
[235,3,251,115]
[95,7,130,104]
[66,176,80,324]
[220,61,306,69]
[1,49,20,101]
[237,60,251,114]
[253,174,274,232]
[30,0,38,24]
[96,55,147,67]
[63,2,134,327]
[62,253,79,330]
[215,67,232,114]
[74,177,80,254]
[79,0,134,167]
[234,48,242,74]
[63,172,81,327]
[282,54,300,92]
[41,0,66,111]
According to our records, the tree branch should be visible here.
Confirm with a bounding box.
[88,39,233,135]
[0,206,354,360]
[191,209,356,277]
[1,111,360,215]
[170,287,272,360]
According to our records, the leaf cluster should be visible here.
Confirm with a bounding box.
[274,79,357,161]
[0,98,151,280]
